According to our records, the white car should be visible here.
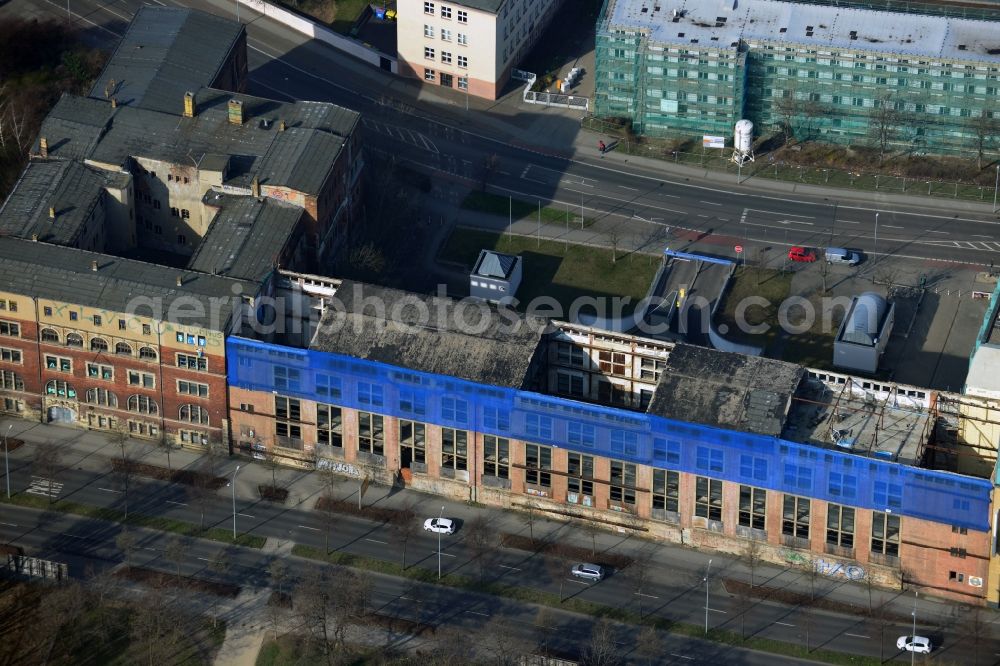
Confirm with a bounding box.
[571,563,605,581]
[896,635,933,654]
[423,517,455,534]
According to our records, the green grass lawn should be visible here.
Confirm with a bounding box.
[462,191,595,227]
[716,266,842,368]
[330,0,370,34]
[438,226,659,316]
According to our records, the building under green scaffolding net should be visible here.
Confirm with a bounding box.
[594,0,1000,155]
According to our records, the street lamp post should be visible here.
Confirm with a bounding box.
[3,424,12,499]
[993,164,999,214]
[874,212,880,263]
[437,505,445,580]
[231,465,241,540]
[704,558,713,635]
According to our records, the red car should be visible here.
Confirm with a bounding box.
[788,246,817,262]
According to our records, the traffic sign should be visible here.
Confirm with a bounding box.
[735,245,743,254]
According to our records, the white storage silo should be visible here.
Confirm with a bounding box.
[731,119,755,166]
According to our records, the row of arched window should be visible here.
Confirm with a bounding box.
[47,382,209,423]
[40,329,158,360]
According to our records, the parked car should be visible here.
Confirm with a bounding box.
[571,563,605,581]
[896,635,933,654]
[788,246,817,262]
[423,517,456,534]
[825,247,862,265]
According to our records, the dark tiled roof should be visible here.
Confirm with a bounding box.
[0,237,254,331]
[0,161,119,245]
[87,88,355,194]
[310,281,548,388]
[451,0,505,13]
[186,194,303,281]
[88,6,244,114]
[648,343,805,436]
[32,95,115,161]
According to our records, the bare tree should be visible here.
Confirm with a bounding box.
[206,548,230,629]
[581,520,602,558]
[464,514,496,582]
[803,559,822,603]
[262,450,282,494]
[33,442,62,505]
[267,558,290,638]
[742,537,764,588]
[875,264,904,294]
[480,615,523,666]
[868,94,901,166]
[817,258,831,295]
[860,569,879,614]
[295,566,373,663]
[186,457,217,530]
[801,607,814,653]
[967,112,1000,169]
[390,502,420,570]
[480,153,500,191]
[154,431,174,477]
[584,618,622,666]
[625,550,654,619]
[634,626,662,666]
[867,599,894,663]
[111,426,134,519]
[733,584,754,640]
[532,607,555,656]
[522,501,540,545]
[963,607,988,666]
[131,590,183,666]
[607,228,620,264]
[773,93,800,141]
[544,552,569,603]
[164,535,185,583]
[116,527,137,570]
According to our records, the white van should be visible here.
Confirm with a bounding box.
[825,247,861,265]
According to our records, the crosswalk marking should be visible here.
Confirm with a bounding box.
[362,119,439,154]
[26,477,63,499]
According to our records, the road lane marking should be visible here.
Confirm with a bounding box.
[0,522,17,527]
[775,621,795,627]
[298,525,321,531]
[619,185,639,191]
[669,654,695,661]
[567,579,591,585]
[748,208,814,218]
[845,633,870,639]
[840,220,861,224]
[465,610,490,617]
[166,500,187,506]
[708,608,727,614]
[437,552,457,558]
[238,513,255,519]
[98,487,122,493]
[365,538,388,545]
[700,200,723,206]
[633,592,660,599]
[926,230,949,234]
[972,234,992,238]
[698,214,710,218]
[499,564,522,571]
[61,533,87,539]
[883,224,904,229]
[197,557,211,562]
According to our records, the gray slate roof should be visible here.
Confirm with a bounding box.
[89,6,244,114]
[0,237,254,331]
[87,88,356,194]
[33,95,115,161]
[648,343,805,437]
[186,194,303,282]
[310,280,548,388]
[0,160,117,245]
[449,0,505,13]
[473,250,518,279]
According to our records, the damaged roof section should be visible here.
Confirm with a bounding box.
[310,280,550,388]
[648,343,805,436]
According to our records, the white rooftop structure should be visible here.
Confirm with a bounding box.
[966,345,1000,399]
[606,0,1000,63]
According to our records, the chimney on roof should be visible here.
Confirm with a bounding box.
[228,99,244,125]
[111,97,118,109]
[176,275,183,287]
[48,206,56,220]
[91,260,98,272]
[278,119,286,132]
[31,234,37,242]
[39,137,48,158]
[251,176,260,198]
[183,91,195,118]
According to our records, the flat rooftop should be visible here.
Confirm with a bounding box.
[783,376,930,465]
[310,281,549,388]
[603,0,1000,63]
[647,343,805,436]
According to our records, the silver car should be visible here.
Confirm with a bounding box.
[571,563,604,581]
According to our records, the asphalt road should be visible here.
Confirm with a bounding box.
[13,0,1000,270]
[4,454,996,664]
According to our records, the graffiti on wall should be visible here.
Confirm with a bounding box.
[779,549,866,581]
[316,459,361,477]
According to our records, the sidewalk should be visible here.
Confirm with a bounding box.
[2,416,981,638]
